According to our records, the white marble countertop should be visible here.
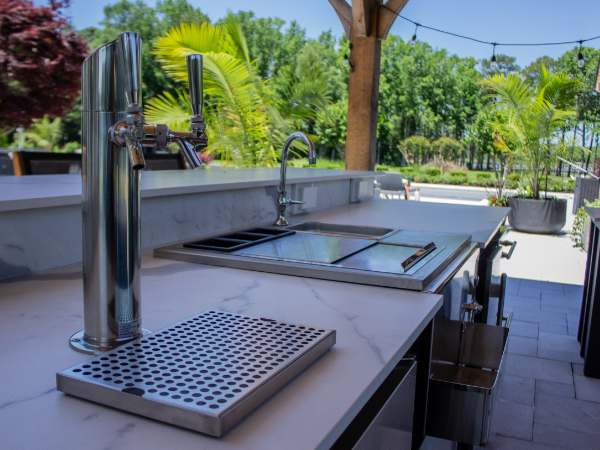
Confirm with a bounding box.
[0,254,441,450]
[0,168,376,212]
[301,199,510,248]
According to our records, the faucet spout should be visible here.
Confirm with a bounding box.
[275,132,315,226]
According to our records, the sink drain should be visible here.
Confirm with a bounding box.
[57,310,336,436]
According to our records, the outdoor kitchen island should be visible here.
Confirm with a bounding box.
[0,254,441,450]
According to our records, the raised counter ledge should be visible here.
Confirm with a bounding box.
[0,255,442,450]
[0,167,375,212]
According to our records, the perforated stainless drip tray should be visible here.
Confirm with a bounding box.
[57,310,336,436]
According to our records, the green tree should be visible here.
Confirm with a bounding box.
[556,45,600,152]
[524,55,558,83]
[378,36,480,161]
[315,99,347,161]
[229,11,306,79]
[479,53,521,78]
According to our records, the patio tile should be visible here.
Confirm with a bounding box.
[535,379,575,399]
[538,332,581,354]
[537,348,584,364]
[574,374,600,403]
[520,279,564,292]
[497,374,535,405]
[508,336,538,357]
[485,435,559,450]
[540,304,581,315]
[566,314,580,337]
[533,423,600,450]
[517,287,542,299]
[503,354,572,384]
[538,323,568,335]
[540,290,566,300]
[505,295,541,310]
[509,320,539,339]
[491,399,533,441]
[512,307,567,327]
[506,278,520,295]
[541,290,579,304]
[563,284,583,296]
[534,392,600,435]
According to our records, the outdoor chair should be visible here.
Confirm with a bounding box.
[11,151,82,175]
[143,152,186,171]
[378,171,420,201]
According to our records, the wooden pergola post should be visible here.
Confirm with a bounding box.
[329,0,410,171]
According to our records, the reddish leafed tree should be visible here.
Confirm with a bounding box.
[0,0,88,128]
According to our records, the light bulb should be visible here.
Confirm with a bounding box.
[578,52,585,68]
[490,55,498,70]
[410,35,416,47]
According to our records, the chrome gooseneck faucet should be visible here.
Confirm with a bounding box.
[275,132,316,226]
[70,32,208,354]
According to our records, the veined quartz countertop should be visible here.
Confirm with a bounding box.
[0,168,375,212]
[0,254,441,450]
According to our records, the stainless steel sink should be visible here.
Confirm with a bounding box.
[285,222,395,239]
[154,221,473,291]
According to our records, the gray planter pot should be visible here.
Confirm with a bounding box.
[508,197,567,234]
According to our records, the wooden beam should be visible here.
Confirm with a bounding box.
[377,0,410,39]
[327,0,352,40]
[345,27,381,171]
[352,0,373,37]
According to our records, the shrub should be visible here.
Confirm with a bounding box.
[326,165,337,169]
[431,137,463,162]
[401,167,416,177]
[450,171,467,177]
[476,173,492,180]
[399,136,431,165]
[425,168,441,176]
[375,165,389,171]
[507,173,521,182]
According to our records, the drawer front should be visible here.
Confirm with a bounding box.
[353,362,416,450]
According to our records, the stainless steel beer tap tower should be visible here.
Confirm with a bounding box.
[70,32,208,354]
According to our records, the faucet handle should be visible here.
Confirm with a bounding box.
[117,32,142,108]
[186,54,205,132]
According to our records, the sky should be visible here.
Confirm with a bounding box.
[34,0,600,67]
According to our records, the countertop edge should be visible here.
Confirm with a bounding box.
[316,294,443,450]
[0,170,377,212]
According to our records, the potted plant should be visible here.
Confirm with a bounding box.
[480,66,582,234]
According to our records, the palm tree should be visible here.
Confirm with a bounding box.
[145,15,331,167]
[480,66,579,199]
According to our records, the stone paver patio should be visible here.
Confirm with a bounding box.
[427,193,600,449]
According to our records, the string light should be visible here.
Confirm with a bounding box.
[578,41,585,68]
[381,4,600,52]
[410,24,419,47]
[490,44,498,70]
